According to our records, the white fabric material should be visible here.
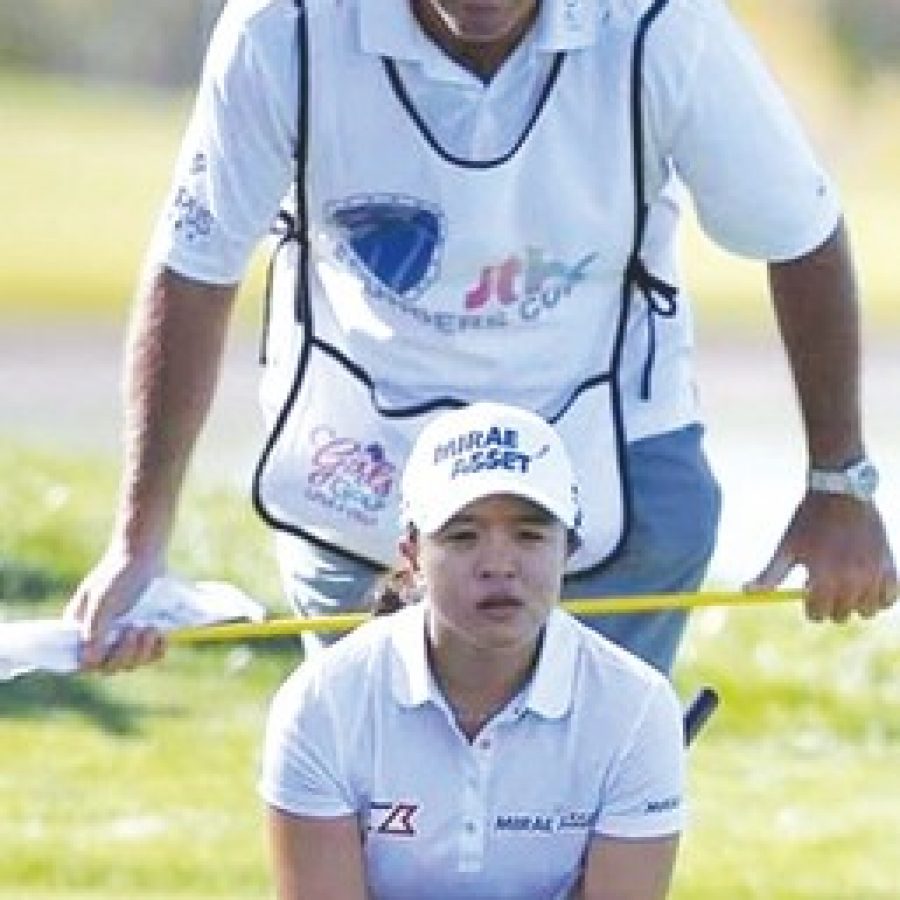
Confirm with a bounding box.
[0,577,266,680]
[260,603,685,899]
[151,0,839,445]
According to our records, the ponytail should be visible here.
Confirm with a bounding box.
[367,526,424,615]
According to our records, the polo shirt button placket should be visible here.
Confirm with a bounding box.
[458,733,493,873]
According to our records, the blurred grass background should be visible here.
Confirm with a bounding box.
[1,2,898,898]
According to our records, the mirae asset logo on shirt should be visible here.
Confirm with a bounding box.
[369,804,608,837]
[496,811,599,833]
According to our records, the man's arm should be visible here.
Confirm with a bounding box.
[67,267,238,670]
[746,220,897,620]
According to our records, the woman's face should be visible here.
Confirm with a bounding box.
[417,493,568,653]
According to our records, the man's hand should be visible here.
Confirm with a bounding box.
[756,221,897,621]
[65,548,167,673]
[745,492,897,622]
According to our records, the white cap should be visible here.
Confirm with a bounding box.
[401,402,580,535]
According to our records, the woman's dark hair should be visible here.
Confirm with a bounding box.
[366,524,423,616]
[367,566,424,616]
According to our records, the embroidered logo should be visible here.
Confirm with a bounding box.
[464,248,599,321]
[189,151,208,175]
[304,425,398,526]
[495,809,598,834]
[327,194,445,302]
[645,796,681,814]
[432,425,549,481]
[168,152,213,243]
[169,185,213,243]
[325,193,598,336]
[370,801,420,837]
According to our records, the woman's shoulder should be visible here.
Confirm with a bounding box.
[555,610,672,694]
[303,604,418,684]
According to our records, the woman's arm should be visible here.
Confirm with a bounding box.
[268,807,368,900]
[579,677,685,899]
[577,834,679,900]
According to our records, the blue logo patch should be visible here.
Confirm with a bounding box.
[327,195,444,301]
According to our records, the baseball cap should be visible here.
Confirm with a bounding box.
[401,402,580,535]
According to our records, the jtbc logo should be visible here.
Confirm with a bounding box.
[465,248,597,310]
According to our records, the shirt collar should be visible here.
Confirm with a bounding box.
[535,0,604,51]
[521,608,578,719]
[359,0,603,60]
[389,603,434,708]
[359,0,424,61]
[389,603,578,720]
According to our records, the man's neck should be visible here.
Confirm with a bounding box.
[410,0,539,81]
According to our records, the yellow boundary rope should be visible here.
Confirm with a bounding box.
[169,589,805,645]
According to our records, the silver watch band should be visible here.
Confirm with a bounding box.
[807,458,879,501]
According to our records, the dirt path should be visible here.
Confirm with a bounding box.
[0,321,262,482]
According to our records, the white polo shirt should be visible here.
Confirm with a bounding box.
[152,0,839,445]
[260,603,685,900]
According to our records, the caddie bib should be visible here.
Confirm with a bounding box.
[253,0,676,574]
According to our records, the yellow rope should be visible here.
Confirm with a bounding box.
[169,589,805,645]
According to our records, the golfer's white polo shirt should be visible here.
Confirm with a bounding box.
[260,603,685,899]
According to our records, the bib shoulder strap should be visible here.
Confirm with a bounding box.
[293,0,311,326]
[628,0,678,401]
[629,0,673,248]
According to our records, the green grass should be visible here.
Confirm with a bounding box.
[0,71,266,326]
[0,72,189,320]
[2,443,898,898]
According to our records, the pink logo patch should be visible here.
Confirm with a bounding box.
[304,426,397,525]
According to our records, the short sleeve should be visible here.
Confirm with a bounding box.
[646,0,841,262]
[148,0,296,284]
[259,661,357,819]
[593,679,686,839]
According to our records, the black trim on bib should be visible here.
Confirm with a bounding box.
[310,334,616,424]
[623,0,680,405]
[259,210,297,365]
[627,255,678,400]
[252,1,332,556]
[567,0,675,585]
[381,52,566,169]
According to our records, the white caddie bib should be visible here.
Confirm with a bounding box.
[253,0,676,574]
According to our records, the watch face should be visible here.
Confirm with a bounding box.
[855,463,879,496]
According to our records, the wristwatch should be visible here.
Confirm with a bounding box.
[807,457,879,502]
